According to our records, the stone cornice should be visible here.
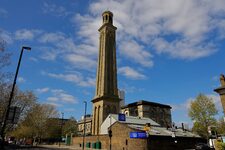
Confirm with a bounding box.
[214,86,225,95]
[92,95,121,103]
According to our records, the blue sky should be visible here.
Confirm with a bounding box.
[0,0,225,127]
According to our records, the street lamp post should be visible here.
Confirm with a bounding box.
[109,115,112,150]
[59,112,64,147]
[0,46,31,149]
[82,101,87,150]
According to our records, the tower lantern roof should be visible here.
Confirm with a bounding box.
[102,10,113,25]
[220,74,225,86]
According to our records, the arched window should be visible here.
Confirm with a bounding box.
[93,107,97,134]
[97,106,101,134]
[134,108,138,116]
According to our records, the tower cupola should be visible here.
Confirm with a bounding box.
[102,11,113,25]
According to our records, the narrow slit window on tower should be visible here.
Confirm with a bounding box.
[105,15,108,21]
[109,16,112,23]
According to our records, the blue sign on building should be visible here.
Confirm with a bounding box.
[118,113,126,121]
[130,132,148,139]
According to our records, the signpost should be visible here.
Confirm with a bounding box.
[7,106,21,124]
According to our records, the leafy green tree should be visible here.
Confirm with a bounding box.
[63,117,78,136]
[0,38,12,124]
[0,38,12,82]
[45,118,61,138]
[217,118,225,135]
[12,104,59,140]
[11,125,34,139]
[188,94,218,139]
[0,85,37,133]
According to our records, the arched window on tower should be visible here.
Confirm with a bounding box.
[97,106,101,134]
[93,106,97,134]
[105,15,108,21]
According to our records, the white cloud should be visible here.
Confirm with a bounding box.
[42,2,71,17]
[47,89,78,104]
[171,94,223,115]
[152,38,216,59]
[45,72,95,87]
[64,54,96,70]
[38,31,97,70]
[46,102,62,107]
[39,47,58,61]
[51,89,64,93]
[36,87,50,94]
[75,0,225,63]
[58,93,76,103]
[217,19,225,39]
[171,94,223,125]
[15,29,42,40]
[29,57,38,62]
[0,8,8,18]
[118,66,146,80]
[212,75,219,82]
[120,40,153,67]
[0,29,13,44]
[171,98,192,112]
[47,97,59,101]
[73,14,100,47]
[39,32,66,43]
[208,94,223,114]
[120,83,144,93]
[18,77,26,83]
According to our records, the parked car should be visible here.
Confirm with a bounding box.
[195,143,211,150]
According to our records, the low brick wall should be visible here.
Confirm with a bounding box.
[72,135,109,149]
[72,122,147,150]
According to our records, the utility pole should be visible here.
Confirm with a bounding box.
[59,112,64,147]
[109,115,112,150]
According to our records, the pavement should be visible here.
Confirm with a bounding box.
[2,143,83,150]
[1,142,106,150]
[39,144,82,150]
[39,144,106,150]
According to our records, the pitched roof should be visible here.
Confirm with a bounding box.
[110,114,160,126]
[121,100,172,109]
[127,124,200,138]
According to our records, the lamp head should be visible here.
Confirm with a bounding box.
[22,46,31,50]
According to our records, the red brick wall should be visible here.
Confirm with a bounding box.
[110,122,147,150]
[72,122,147,150]
[72,122,204,150]
[72,135,109,149]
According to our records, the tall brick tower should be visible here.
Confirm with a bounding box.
[214,74,225,119]
[92,11,120,135]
